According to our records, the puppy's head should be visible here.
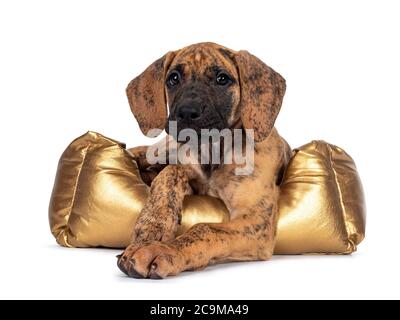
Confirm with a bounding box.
[126,42,286,142]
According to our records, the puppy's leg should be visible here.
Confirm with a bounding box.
[128,146,166,185]
[128,146,150,169]
[117,188,279,279]
[118,165,196,277]
[134,165,195,243]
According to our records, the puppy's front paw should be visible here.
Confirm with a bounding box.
[132,212,178,243]
[117,242,185,279]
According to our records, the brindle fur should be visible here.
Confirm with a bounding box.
[118,43,291,279]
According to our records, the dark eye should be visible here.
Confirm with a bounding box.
[216,72,231,86]
[167,71,180,86]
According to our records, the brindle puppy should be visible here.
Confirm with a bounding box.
[117,42,292,279]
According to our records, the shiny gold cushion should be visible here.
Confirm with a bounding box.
[49,132,366,254]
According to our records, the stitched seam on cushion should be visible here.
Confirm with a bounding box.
[327,143,355,253]
[65,144,90,238]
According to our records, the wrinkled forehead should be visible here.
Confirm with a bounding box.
[170,44,238,78]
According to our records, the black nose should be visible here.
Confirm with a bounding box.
[177,104,202,121]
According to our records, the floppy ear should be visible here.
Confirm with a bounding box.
[126,51,176,137]
[235,50,286,142]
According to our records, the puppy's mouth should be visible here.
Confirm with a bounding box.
[165,115,226,141]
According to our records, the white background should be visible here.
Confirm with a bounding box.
[1,0,399,299]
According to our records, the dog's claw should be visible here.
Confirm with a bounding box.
[149,271,163,280]
[149,263,163,279]
[128,268,145,279]
[117,257,143,278]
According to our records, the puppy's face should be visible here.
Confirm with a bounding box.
[164,45,241,137]
[127,42,286,142]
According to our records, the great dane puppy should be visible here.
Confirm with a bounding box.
[117,42,291,279]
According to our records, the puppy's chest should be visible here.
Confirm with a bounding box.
[190,165,240,212]
[189,166,222,196]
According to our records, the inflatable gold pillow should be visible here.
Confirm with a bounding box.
[49,132,366,254]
